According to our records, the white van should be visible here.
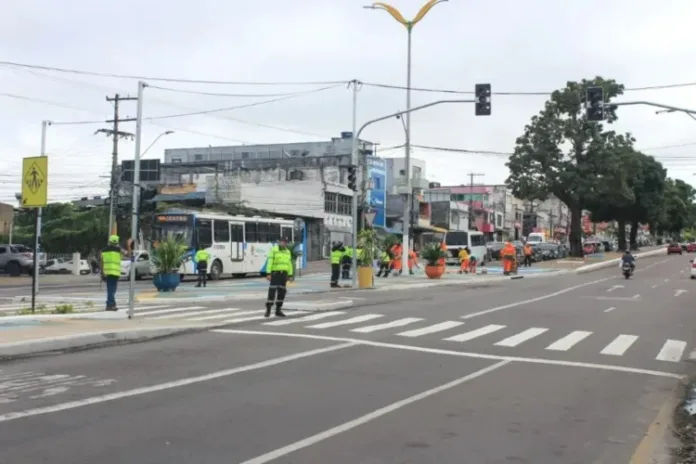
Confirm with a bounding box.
[526,232,546,244]
[443,231,487,265]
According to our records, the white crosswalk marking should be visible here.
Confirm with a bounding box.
[545,331,593,351]
[351,318,423,334]
[443,324,506,343]
[600,335,638,356]
[264,311,347,326]
[656,339,687,362]
[184,308,248,321]
[220,314,271,324]
[308,314,383,329]
[494,327,548,347]
[397,321,465,338]
[137,306,206,317]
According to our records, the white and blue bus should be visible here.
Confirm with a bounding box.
[152,212,297,280]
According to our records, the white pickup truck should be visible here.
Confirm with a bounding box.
[120,250,154,280]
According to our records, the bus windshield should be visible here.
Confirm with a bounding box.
[152,214,194,247]
[445,231,469,247]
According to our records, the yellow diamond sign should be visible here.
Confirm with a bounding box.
[21,156,48,208]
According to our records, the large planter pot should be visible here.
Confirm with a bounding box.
[153,272,180,292]
[424,264,445,279]
[357,266,374,289]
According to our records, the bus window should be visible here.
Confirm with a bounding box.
[269,223,281,243]
[445,231,469,247]
[246,222,258,242]
[213,220,230,243]
[257,222,270,243]
[196,219,212,249]
[470,234,486,247]
[281,226,293,242]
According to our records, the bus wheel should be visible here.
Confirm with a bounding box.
[209,260,223,280]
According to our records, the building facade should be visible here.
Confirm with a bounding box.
[0,202,13,237]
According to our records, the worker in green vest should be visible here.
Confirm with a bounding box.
[376,249,392,277]
[100,235,122,311]
[330,241,343,288]
[194,248,210,288]
[341,246,353,280]
[265,237,294,318]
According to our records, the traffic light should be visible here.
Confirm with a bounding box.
[585,86,605,121]
[474,83,491,116]
[347,166,357,191]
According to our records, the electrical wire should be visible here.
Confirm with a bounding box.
[0,61,349,86]
[148,84,337,98]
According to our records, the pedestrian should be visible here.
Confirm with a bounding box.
[523,242,533,267]
[341,244,352,280]
[194,248,210,288]
[376,249,392,277]
[330,241,343,288]
[500,241,517,276]
[458,247,470,274]
[265,237,294,317]
[100,235,122,311]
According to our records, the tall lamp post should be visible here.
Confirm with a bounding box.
[364,0,448,271]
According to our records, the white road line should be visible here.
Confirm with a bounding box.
[238,360,510,464]
[494,328,548,347]
[656,340,687,362]
[606,285,623,293]
[545,331,593,351]
[600,335,639,356]
[263,311,347,326]
[443,324,506,343]
[184,308,248,321]
[397,321,465,338]
[308,314,383,329]
[351,318,423,334]
[0,342,356,424]
[604,307,616,313]
[675,289,688,297]
[460,277,612,320]
[215,330,685,380]
[136,306,206,317]
[632,294,641,299]
[651,285,658,289]
[156,308,239,319]
[220,314,273,324]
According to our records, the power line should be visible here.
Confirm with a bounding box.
[0,61,349,86]
[147,85,339,98]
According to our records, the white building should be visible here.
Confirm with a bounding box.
[385,157,429,194]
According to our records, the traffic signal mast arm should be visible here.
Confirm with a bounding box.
[606,100,696,116]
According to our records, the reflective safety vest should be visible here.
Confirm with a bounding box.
[267,245,294,276]
[356,248,364,261]
[380,252,390,263]
[195,249,210,263]
[101,245,121,277]
[331,248,343,264]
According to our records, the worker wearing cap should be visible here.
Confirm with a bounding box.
[194,248,210,288]
[265,237,294,317]
[101,235,122,311]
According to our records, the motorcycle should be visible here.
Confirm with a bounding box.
[622,263,633,279]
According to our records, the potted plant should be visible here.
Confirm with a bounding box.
[357,228,377,288]
[151,237,188,292]
[421,242,447,279]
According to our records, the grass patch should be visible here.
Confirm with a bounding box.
[14,303,74,315]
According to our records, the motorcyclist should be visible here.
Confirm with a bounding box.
[621,249,635,272]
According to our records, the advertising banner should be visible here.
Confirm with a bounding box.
[366,156,387,228]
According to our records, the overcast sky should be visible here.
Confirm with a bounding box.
[1,0,696,205]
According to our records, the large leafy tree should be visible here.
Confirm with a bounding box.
[657,179,696,236]
[506,77,625,257]
[626,154,666,248]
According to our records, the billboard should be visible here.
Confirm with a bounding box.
[366,156,386,228]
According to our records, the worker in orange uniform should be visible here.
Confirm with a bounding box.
[439,240,447,267]
[523,242,534,267]
[500,241,517,276]
[407,249,418,275]
[458,247,470,274]
[391,243,403,275]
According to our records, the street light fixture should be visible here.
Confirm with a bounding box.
[141,130,174,158]
[364,0,448,272]
[656,108,696,122]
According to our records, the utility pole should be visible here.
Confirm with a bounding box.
[97,94,137,238]
[466,172,484,230]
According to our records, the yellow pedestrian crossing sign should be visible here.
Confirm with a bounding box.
[21,156,48,208]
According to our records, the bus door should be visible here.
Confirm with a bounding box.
[229,221,245,261]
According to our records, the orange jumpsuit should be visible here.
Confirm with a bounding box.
[439,241,447,267]
[501,242,516,274]
[391,244,403,273]
[408,250,417,273]
[458,249,470,273]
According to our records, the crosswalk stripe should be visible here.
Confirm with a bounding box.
[600,335,638,356]
[495,327,548,347]
[308,314,383,329]
[264,311,347,326]
[444,324,506,343]
[656,339,687,362]
[545,331,593,351]
[183,309,248,321]
[397,321,465,337]
[220,315,268,324]
[136,306,206,317]
[351,318,423,334]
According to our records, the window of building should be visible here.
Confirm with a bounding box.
[171,158,182,164]
[471,234,486,247]
[412,166,422,179]
[246,222,258,242]
[241,152,251,159]
[325,192,337,213]
[213,220,230,242]
[337,194,352,215]
[194,154,204,161]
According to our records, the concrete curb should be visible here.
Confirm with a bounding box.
[0,323,229,360]
[281,300,354,312]
[575,248,666,274]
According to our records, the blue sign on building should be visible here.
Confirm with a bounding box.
[366,156,387,228]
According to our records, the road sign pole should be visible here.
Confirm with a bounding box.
[30,121,49,312]
[128,81,146,320]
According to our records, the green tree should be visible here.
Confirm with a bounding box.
[657,179,696,236]
[626,154,666,248]
[506,77,625,257]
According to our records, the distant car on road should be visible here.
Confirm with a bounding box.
[0,244,34,276]
[667,242,683,255]
[686,243,696,253]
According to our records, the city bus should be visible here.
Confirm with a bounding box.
[151,212,296,280]
[442,230,487,266]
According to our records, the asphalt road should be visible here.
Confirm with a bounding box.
[0,253,693,463]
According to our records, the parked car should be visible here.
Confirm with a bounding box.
[0,244,34,276]
[687,243,696,253]
[486,242,505,260]
[120,250,153,280]
[44,258,91,275]
[667,242,683,255]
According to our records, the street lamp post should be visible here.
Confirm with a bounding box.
[364,0,448,272]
